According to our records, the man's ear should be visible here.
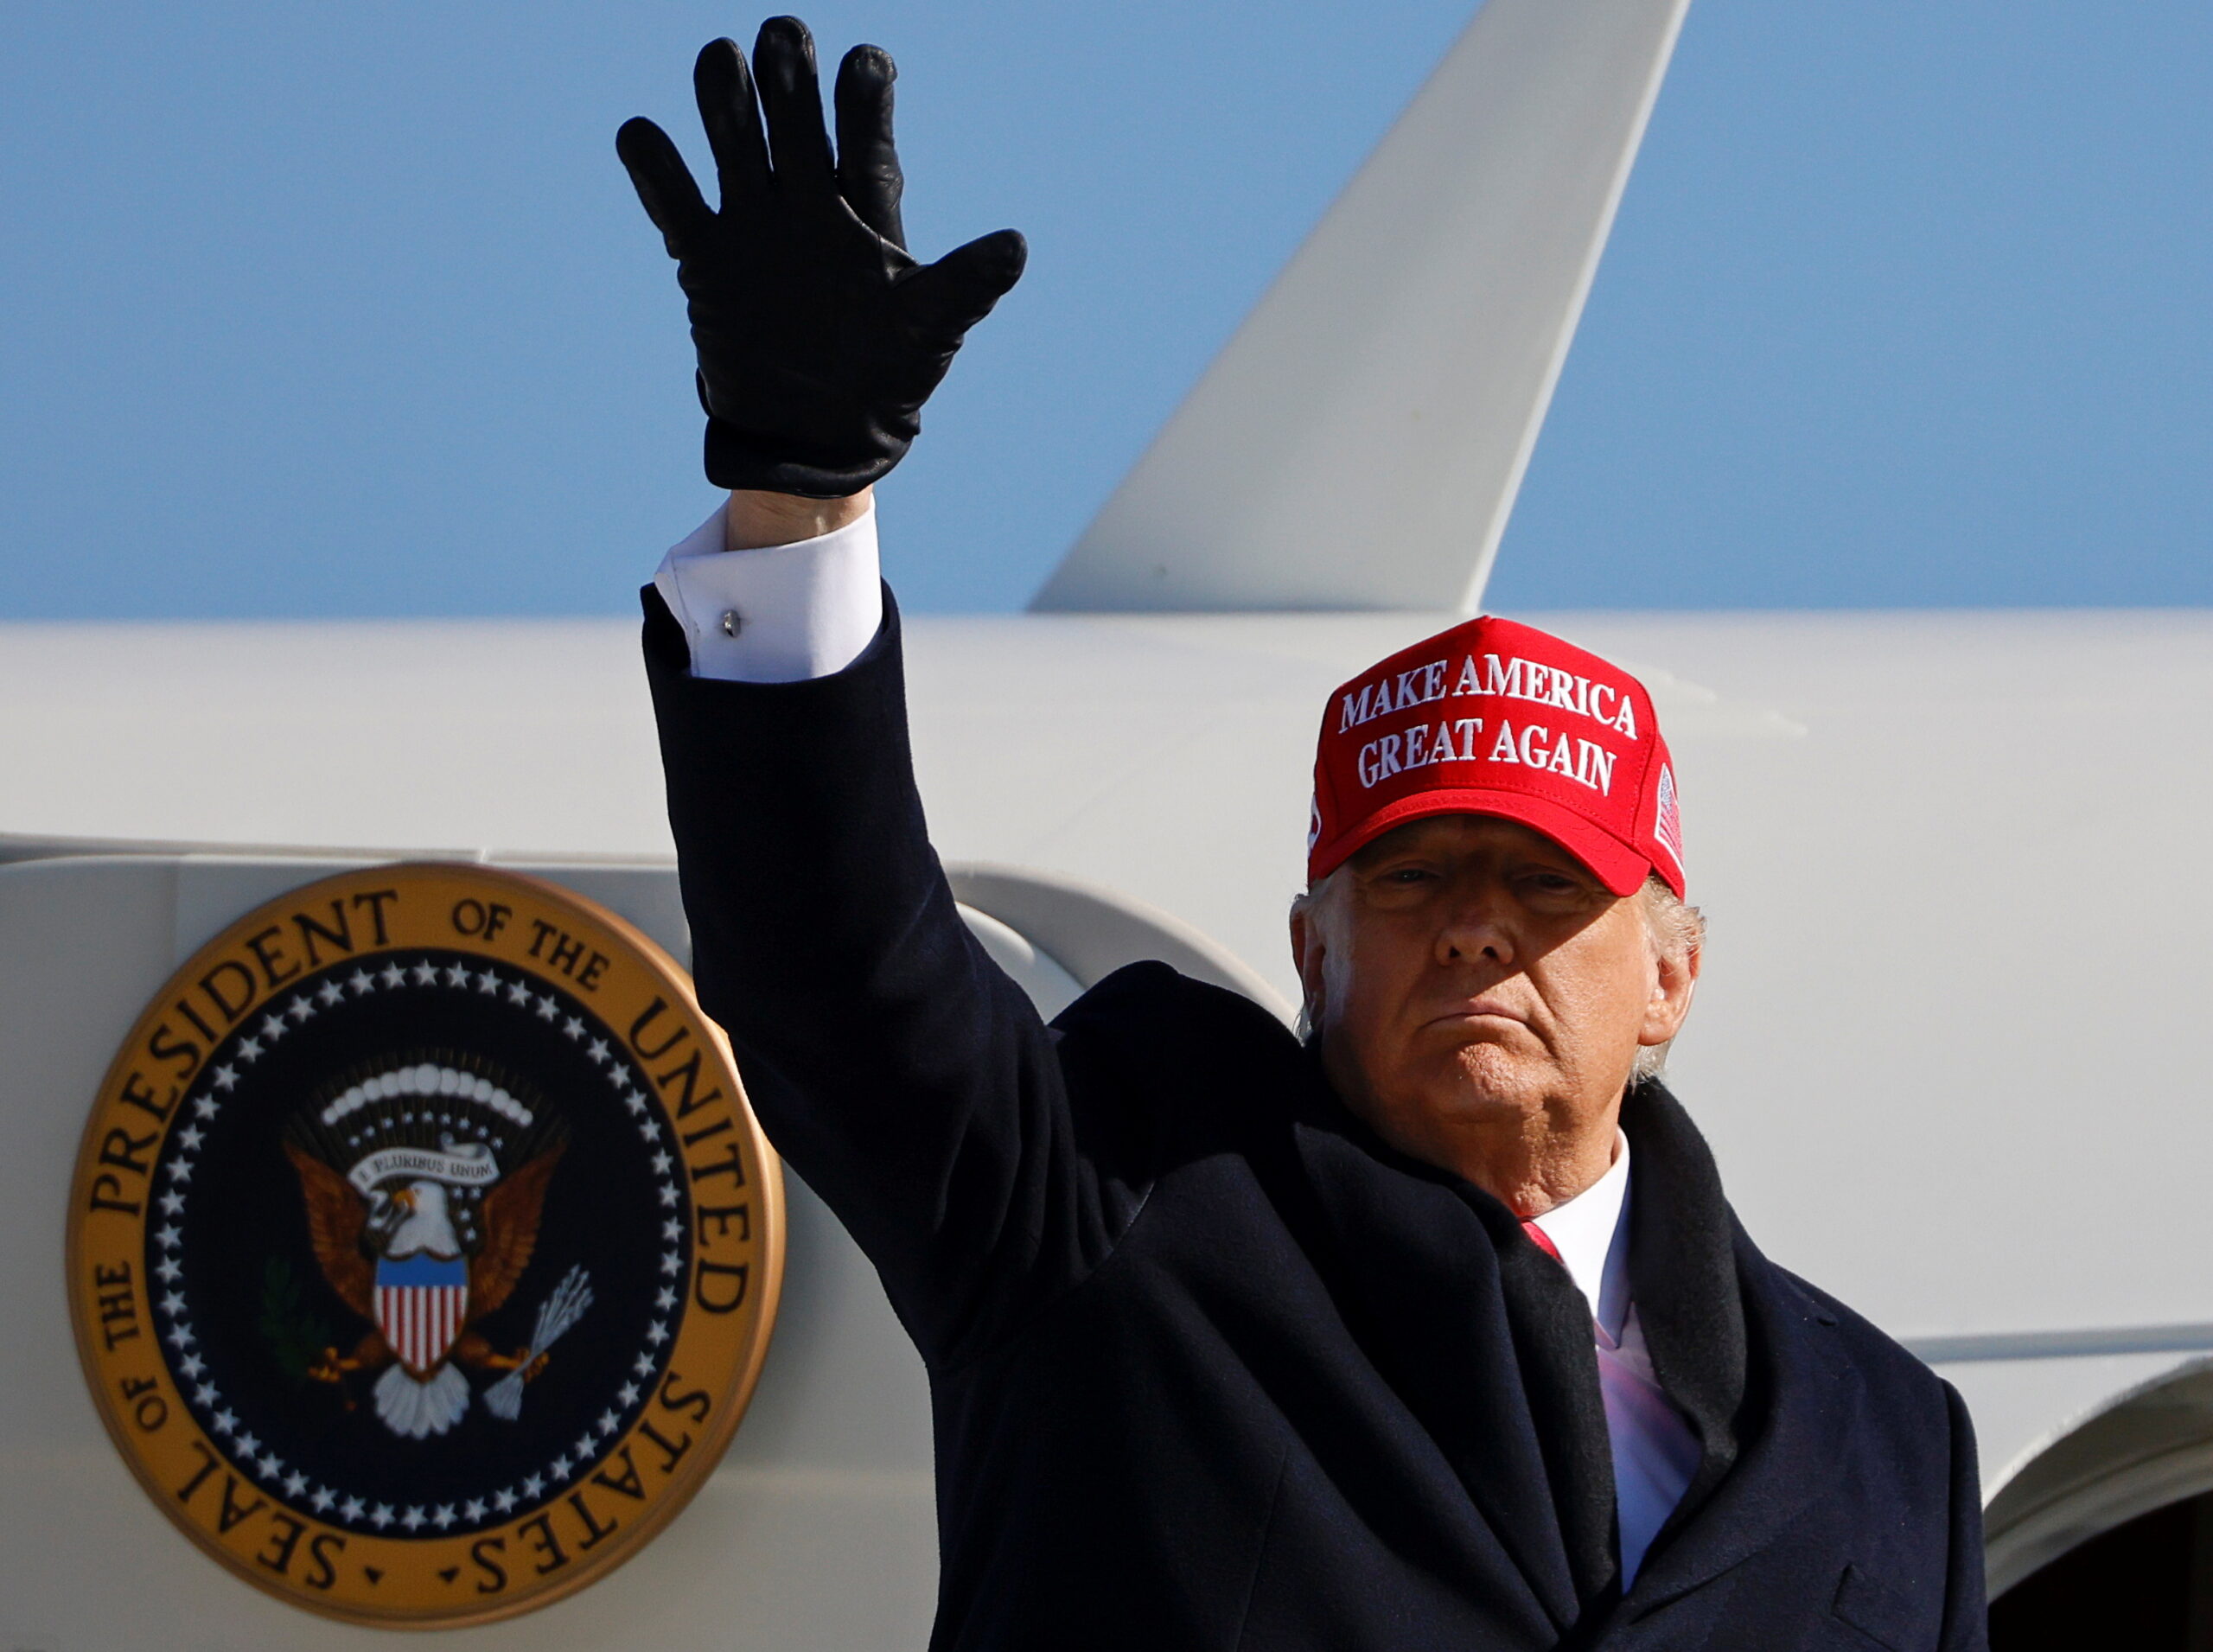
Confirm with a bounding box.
[1289,904,1327,1029]
[1638,940,1700,1049]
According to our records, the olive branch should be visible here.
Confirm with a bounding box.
[258,1256,335,1382]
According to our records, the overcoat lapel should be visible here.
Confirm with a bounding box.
[1615,1080,1865,1610]
[1483,1184,1623,1610]
[1287,1093,1617,1630]
[1626,1223,1864,1613]
[1620,1081,1748,1519]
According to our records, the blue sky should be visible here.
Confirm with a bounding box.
[0,1,2205,616]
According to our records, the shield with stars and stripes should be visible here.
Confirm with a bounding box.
[374,1253,469,1374]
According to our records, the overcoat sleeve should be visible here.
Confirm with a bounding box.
[642,585,1145,1368]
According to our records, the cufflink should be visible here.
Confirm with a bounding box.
[719,610,743,638]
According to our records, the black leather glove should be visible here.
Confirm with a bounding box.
[618,17,1027,498]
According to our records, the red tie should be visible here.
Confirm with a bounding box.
[1521,1220,1563,1263]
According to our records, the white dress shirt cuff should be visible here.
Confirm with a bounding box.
[652,500,884,684]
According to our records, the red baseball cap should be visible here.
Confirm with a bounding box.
[1307,616,1685,896]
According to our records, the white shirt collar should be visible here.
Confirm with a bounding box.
[1526,1132,1633,1341]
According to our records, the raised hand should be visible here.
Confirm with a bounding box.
[617,17,1027,498]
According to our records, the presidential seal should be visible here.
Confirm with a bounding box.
[67,864,784,1626]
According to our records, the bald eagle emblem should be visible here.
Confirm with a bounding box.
[284,1057,591,1439]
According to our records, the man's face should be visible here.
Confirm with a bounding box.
[1289,814,1698,1209]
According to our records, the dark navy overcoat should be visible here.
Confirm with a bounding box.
[643,591,1988,1651]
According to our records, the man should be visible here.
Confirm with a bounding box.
[621,20,1988,1649]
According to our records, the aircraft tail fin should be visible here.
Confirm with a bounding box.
[1030,0,1691,615]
